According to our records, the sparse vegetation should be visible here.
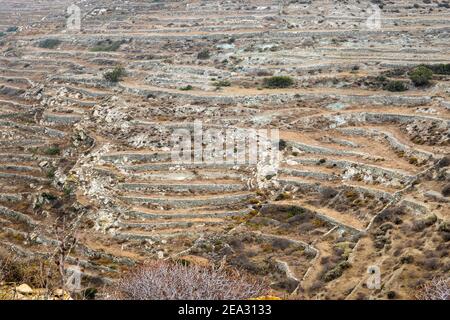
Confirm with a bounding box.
[412,214,437,232]
[179,85,193,91]
[46,168,56,179]
[90,40,124,52]
[415,277,449,300]
[213,80,231,88]
[38,39,61,49]
[197,49,210,60]
[420,64,450,75]
[409,66,433,86]
[44,146,60,155]
[0,249,57,289]
[6,26,18,32]
[0,0,449,302]
[263,76,294,88]
[109,261,268,300]
[384,80,408,92]
[441,184,450,197]
[103,66,126,83]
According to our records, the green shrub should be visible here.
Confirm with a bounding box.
[6,26,18,32]
[0,250,58,288]
[179,85,193,91]
[38,39,62,49]
[110,260,268,300]
[279,139,287,150]
[42,192,57,201]
[409,66,433,86]
[44,146,60,155]
[384,80,408,92]
[46,168,56,179]
[263,76,294,88]
[0,32,5,38]
[213,80,231,88]
[197,49,210,60]
[442,183,450,197]
[103,66,126,83]
[90,40,124,52]
[420,64,450,75]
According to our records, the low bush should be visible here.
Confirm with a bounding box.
[409,66,433,86]
[323,261,351,282]
[387,291,397,299]
[272,238,292,250]
[0,249,57,288]
[179,85,193,91]
[109,260,268,300]
[263,76,294,88]
[44,146,60,155]
[213,80,231,88]
[90,40,123,52]
[38,39,62,49]
[278,139,288,151]
[415,277,449,300]
[320,187,338,200]
[373,206,406,225]
[103,66,126,83]
[197,49,210,60]
[384,80,408,92]
[441,183,450,197]
[420,64,450,75]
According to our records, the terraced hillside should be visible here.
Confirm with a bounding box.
[0,0,449,299]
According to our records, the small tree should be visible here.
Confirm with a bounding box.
[263,76,294,88]
[110,260,268,300]
[409,66,433,86]
[103,66,126,83]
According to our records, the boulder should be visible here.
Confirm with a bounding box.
[15,284,33,295]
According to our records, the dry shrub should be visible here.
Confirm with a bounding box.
[320,187,338,200]
[442,184,450,197]
[109,260,268,300]
[0,249,57,288]
[415,277,449,300]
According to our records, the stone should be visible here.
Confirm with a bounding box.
[15,284,33,295]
